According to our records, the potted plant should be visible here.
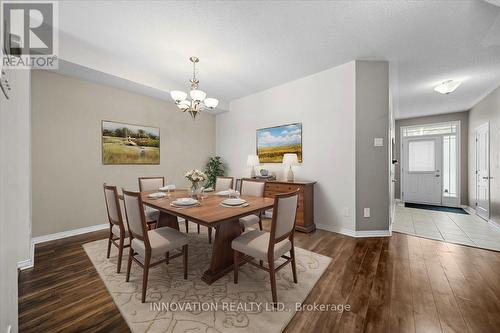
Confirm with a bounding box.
[185,169,207,198]
[204,156,225,188]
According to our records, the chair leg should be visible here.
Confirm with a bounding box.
[258,219,263,231]
[166,252,169,265]
[269,260,278,305]
[208,227,212,244]
[290,247,298,283]
[142,255,151,303]
[183,245,188,279]
[126,248,133,282]
[106,231,112,258]
[185,220,189,233]
[197,224,200,234]
[117,237,124,273]
[233,251,239,284]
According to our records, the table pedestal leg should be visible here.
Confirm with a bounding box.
[156,211,180,230]
[201,219,241,284]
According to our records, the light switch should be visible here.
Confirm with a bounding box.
[374,138,384,147]
[364,208,371,218]
[343,207,350,217]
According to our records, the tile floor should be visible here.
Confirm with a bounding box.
[392,203,500,251]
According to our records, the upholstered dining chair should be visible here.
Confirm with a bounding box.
[238,179,265,231]
[103,184,130,273]
[138,176,190,233]
[122,189,188,303]
[232,190,300,304]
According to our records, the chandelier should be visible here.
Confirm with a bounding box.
[170,56,219,120]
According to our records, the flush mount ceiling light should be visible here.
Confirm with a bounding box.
[170,56,219,120]
[434,80,462,94]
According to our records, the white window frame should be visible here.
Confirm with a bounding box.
[400,121,461,207]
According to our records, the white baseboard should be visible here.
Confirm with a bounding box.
[17,223,108,270]
[17,241,35,270]
[316,224,391,238]
[32,223,108,245]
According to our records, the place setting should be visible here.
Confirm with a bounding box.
[170,197,201,209]
[219,197,249,208]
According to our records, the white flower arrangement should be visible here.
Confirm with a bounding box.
[185,169,207,184]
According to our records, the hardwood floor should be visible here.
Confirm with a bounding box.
[18,221,500,333]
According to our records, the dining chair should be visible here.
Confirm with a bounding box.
[139,176,190,233]
[122,189,188,303]
[232,190,300,305]
[137,177,165,229]
[103,184,130,273]
[238,179,265,231]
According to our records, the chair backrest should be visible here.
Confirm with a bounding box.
[122,189,148,241]
[240,179,265,197]
[103,184,123,227]
[215,176,234,191]
[270,190,300,241]
[234,178,242,192]
[138,177,165,192]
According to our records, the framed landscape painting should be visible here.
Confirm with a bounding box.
[102,120,160,165]
[257,123,302,163]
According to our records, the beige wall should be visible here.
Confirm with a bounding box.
[395,111,469,205]
[469,85,500,222]
[32,70,216,237]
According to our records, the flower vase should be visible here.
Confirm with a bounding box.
[189,182,201,199]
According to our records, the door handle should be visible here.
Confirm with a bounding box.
[435,175,440,177]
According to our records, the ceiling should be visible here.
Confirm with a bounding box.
[56,0,500,119]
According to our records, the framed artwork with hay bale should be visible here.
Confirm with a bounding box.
[101,120,160,165]
[256,123,302,163]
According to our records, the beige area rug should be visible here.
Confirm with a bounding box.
[83,225,331,333]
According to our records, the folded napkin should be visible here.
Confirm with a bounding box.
[148,192,167,199]
[159,184,176,191]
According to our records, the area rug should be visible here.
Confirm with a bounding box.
[83,225,331,333]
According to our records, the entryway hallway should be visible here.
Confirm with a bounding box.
[393,204,500,251]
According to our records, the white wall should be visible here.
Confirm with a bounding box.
[216,61,357,232]
[469,85,500,222]
[0,68,31,333]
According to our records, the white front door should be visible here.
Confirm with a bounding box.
[476,123,490,220]
[402,136,442,205]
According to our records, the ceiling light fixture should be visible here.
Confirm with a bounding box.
[434,79,462,94]
[170,56,219,120]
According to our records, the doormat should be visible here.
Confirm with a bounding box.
[404,202,468,214]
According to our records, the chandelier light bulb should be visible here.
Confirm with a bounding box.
[190,89,207,102]
[170,90,187,102]
[204,98,219,109]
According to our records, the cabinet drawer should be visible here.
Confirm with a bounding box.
[265,183,302,193]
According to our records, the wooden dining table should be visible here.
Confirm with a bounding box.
[140,190,274,284]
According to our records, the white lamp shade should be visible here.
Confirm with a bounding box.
[282,153,299,166]
[190,89,206,102]
[177,100,190,110]
[170,90,187,102]
[204,97,219,109]
[247,154,260,166]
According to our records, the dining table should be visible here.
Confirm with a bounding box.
[140,190,275,284]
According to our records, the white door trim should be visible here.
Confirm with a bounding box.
[399,120,461,207]
[475,122,490,221]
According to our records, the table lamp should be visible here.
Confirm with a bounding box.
[247,155,260,178]
[282,153,299,182]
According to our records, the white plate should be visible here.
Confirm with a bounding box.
[172,198,199,206]
[215,190,231,196]
[222,198,247,206]
[148,192,167,199]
